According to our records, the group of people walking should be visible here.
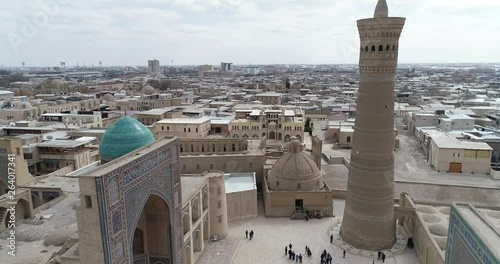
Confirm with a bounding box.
[245,230,254,240]
[273,233,419,263]
[320,249,333,264]
[285,243,304,263]
[377,251,386,263]
[284,243,340,264]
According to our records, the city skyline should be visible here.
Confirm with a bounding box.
[1,0,500,67]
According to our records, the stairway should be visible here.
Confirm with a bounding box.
[290,211,306,220]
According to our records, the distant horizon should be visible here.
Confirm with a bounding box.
[1,62,500,69]
[2,1,500,66]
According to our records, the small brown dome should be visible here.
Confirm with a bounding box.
[103,94,116,102]
[142,85,156,95]
[267,139,324,191]
[15,101,33,109]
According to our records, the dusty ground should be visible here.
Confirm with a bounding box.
[305,118,500,207]
[219,199,420,264]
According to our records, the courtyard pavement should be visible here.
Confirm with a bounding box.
[218,199,421,264]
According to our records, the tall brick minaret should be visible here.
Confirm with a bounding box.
[339,0,405,251]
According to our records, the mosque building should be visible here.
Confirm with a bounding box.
[263,138,333,217]
[0,115,253,264]
[75,116,185,263]
[67,116,230,264]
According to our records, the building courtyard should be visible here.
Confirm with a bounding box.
[198,199,421,264]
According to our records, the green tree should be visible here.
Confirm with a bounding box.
[147,79,160,88]
[305,117,312,128]
[159,80,172,90]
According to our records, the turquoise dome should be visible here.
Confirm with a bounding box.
[99,116,155,163]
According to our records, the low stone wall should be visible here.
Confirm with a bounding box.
[321,154,350,168]
[490,168,500,179]
[44,165,74,177]
[32,193,68,214]
[400,194,445,264]
[331,189,347,199]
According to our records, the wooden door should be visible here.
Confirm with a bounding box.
[448,163,462,173]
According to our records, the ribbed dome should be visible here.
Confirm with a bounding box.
[15,102,33,109]
[103,94,116,102]
[142,85,156,95]
[267,139,324,191]
[99,116,155,163]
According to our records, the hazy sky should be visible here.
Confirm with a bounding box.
[1,0,499,67]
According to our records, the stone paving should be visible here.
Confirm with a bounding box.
[329,218,407,258]
[197,237,242,264]
[226,199,420,264]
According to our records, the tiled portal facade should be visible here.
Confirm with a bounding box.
[446,205,500,264]
[77,138,184,264]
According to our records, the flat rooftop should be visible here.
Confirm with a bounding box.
[156,116,211,124]
[225,172,256,194]
[255,92,282,97]
[2,126,54,131]
[135,107,177,115]
[76,137,177,177]
[180,176,207,205]
[66,161,102,177]
[23,175,80,193]
[431,133,492,150]
[210,119,231,125]
[37,137,96,148]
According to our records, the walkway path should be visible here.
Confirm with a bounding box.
[227,199,420,264]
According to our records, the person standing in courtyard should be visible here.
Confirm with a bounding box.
[299,253,302,263]
[382,253,386,263]
[330,234,333,243]
[285,246,288,255]
[378,250,381,259]
[289,243,292,250]
[343,250,346,258]
[249,230,254,240]
[245,230,248,239]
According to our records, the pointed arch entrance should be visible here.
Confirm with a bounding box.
[132,194,171,263]
[269,131,276,140]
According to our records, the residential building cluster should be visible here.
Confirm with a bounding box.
[0,25,499,263]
